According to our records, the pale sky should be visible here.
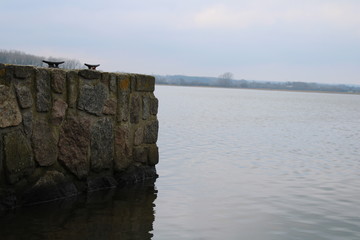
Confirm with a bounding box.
[1,0,360,84]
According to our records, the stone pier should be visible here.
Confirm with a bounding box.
[0,64,159,210]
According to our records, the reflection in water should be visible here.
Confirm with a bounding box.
[0,180,157,240]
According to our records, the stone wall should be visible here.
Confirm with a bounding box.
[0,64,159,209]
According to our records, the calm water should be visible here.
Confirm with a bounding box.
[1,85,360,239]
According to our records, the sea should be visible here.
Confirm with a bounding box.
[1,85,359,240]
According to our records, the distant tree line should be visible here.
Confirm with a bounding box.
[154,73,360,94]
[0,49,83,69]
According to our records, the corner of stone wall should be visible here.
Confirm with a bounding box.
[0,64,159,209]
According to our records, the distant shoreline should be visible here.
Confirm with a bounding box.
[155,83,360,95]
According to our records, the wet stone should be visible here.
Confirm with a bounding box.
[32,120,58,167]
[23,171,78,204]
[90,118,114,172]
[0,85,22,128]
[4,131,34,184]
[87,176,117,192]
[58,117,91,180]
[51,69,66,93]
[15,85,33,109]
[35,69,51,112]
[78,83,107,116]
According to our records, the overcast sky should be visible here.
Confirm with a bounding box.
[1,0,360,84]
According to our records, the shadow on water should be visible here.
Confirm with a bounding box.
[0,180,157,240]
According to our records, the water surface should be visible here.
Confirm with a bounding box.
[153,86,360,240]
[1,86,359,240]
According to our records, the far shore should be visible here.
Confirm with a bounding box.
[155,83,360,95]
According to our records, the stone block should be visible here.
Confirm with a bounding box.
[148,145,159,166]
[23,171,78,204]
[130,94,141,124]
[4,131,34,184]
[101,72,110,87]
[59,117,91,179]
[67,71,79,108]
[143,120,159,144]
[102,98,116,115]
[0,64,5,85]
[32,120,58,167]
[90,118,114,172]
[78,83,107,116]
[142,96,150,120]
[109,74,117,94]
[0,85,22,128]
[15,84,33,109]
[118,74,131,92]
[133,147,148,163]
[14,66,33,79]
[134,126,143,146]
[51,98,68,125]
[22,110,33,136]
[114,125,132,171]
[51,69,66,93]
[117,92,129,122]
[87,176,117,192]
[150,97,159,115]
[79,69,101,80]
[35,68,51,112]
[136,75,155,92]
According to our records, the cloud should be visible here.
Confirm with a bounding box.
[192,1,360,30]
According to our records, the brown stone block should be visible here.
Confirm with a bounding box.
[51,98,68,125]
[58,117,91,180]
[102,98,116,115]
[51,69,66,93]
[118,74,131,92]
